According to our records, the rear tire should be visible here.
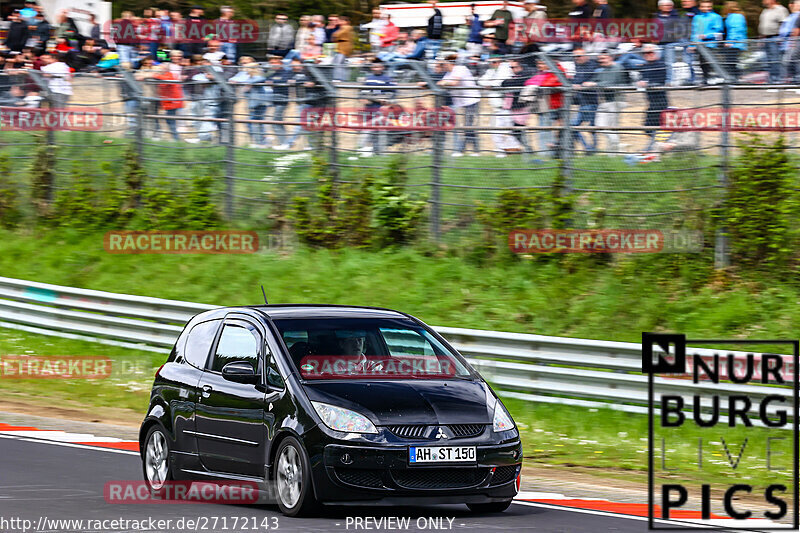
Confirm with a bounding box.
[467,500,513,513]
[142,425,173,494]
[274,436,320,517]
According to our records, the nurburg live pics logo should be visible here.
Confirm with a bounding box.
[642,333,799,530]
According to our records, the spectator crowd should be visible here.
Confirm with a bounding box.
[1,0,799,158]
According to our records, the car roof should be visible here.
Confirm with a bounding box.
[193,304,411,322]
[255,305,409,320]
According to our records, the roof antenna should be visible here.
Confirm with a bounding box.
[261,285,269,305]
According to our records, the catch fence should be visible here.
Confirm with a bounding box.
[2,46,800,262]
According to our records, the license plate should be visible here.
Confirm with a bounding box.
[409,446,476,464]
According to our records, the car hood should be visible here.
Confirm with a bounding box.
[302,380,492,426]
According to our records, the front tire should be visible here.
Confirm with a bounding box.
[467,500,513,513]
[142,425,173,492]
[274,436,319,517]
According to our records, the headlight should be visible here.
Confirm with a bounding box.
[492,399,515,432]
[311,401,378,434]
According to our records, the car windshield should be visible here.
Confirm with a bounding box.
[273,317,473,381]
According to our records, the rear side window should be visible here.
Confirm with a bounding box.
[184,319,221,369]
[209,324,260,373]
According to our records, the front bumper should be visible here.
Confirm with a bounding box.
[305,431,522,504]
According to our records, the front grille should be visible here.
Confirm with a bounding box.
[448,424,485,438]
[490,465,518,486]
[392,468,489,489]
[388,425,428,439]
[335,468,384,488]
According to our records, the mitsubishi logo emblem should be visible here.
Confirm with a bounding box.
[435,427,448,439]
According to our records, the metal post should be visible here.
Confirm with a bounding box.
[204,66,236,220]
[121,70,144,158]
[307,65,339,180]
[715,80,732,269]
[537,51,574,192]
[409,61,446,242]
[696,45,734,269]
[431,91,443,241]
[27,70,55,202]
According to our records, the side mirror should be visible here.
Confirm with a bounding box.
[221,361,259,384]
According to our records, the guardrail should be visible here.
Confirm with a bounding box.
[0,276,792,419]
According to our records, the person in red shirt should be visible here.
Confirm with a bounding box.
[525,59,565,158]
[154,63,184,141]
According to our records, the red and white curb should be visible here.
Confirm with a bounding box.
[0,422,139,452]
[0,423,785,527]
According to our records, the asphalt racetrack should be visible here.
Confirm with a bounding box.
[0,434,691,533]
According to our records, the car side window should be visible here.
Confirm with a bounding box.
[209,323,260,373]
[184,319,222,369]
[380,328,436,356]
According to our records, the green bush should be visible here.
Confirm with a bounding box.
[476,170,575,256]
[290,157,424,249]
[719,136,800,270]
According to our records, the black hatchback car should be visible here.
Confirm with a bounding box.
[140,305,522,516]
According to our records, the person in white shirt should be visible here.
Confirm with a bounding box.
[362,8,387,53]
[40,53,72,108]
[437,54,482,157]
[478,56,520,156]
[202,40,227,64]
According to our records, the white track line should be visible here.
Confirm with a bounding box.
[0,432,139,456]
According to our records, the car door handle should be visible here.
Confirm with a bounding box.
[201,385,212,398]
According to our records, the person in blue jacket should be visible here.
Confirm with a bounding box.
[690,0,724,83]
[722,1,747,80]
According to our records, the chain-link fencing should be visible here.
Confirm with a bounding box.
[3,43,800,263]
